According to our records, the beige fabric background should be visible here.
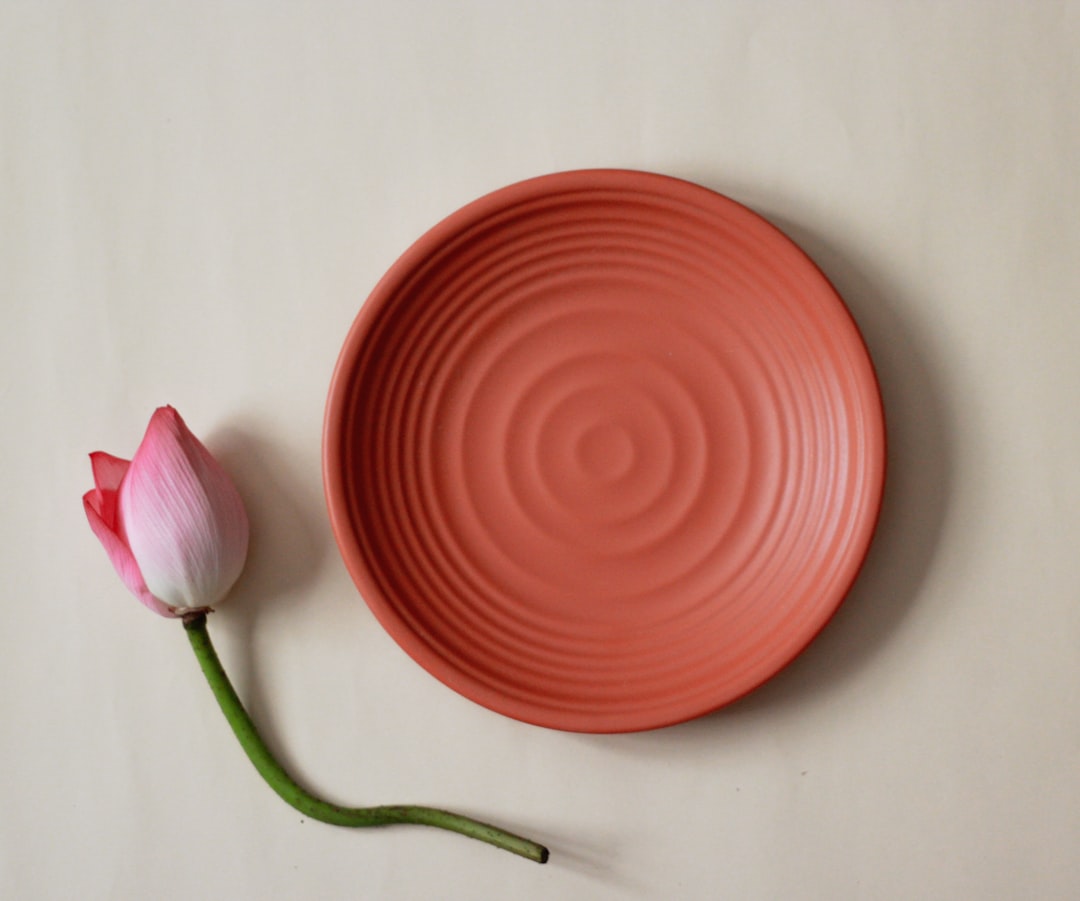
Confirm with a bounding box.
[2,2,1078,898]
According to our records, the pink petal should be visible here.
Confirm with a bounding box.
[119,407,249,610]
[87,452,129,528]
[83,490,177,618]
[90,451,130,493]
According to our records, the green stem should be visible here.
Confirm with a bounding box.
[182,612,548,864]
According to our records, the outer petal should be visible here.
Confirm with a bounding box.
[119,407,249,610]
[90,451,130,493]
[86,452,130,527]
[83,487,177,618]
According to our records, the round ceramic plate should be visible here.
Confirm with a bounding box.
[324,170,885,733]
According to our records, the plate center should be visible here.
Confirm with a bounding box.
[575,422,635,482]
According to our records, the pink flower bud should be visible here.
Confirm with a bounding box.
[83,406,250,617]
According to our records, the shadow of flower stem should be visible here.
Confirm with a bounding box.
[181,612,549,864]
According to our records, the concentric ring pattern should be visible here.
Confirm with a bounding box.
[324,170,885,733]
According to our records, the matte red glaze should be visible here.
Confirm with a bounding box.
[324,170,885,732]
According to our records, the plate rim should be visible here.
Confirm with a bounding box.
[323,168,887,732]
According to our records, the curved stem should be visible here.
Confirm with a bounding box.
[182,613,548,864]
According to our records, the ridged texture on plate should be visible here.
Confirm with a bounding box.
[325,170,885,732]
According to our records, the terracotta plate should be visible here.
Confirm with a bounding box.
[324,170,885,733]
